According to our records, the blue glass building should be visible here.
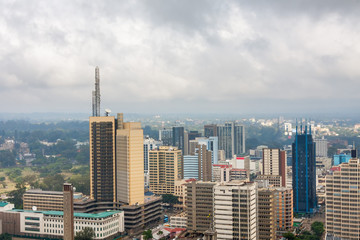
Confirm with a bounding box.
[333,154,351,166]
[292,125,317,214]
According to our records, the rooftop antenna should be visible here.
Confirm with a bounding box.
[92,66,101,116]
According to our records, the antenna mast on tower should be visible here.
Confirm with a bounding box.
[92,66,101,116]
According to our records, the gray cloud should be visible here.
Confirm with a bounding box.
[0,0,360,114]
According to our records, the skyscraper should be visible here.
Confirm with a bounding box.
[89,116,116,202]
[314,137,328,157]
[116,113,144,205]
[159,128,172,146]
[292,125,317,213]
[172,126,185,153]
[217,122,245,159]
[63,183,74,240]
[204,124,217,138]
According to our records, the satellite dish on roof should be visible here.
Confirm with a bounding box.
[105,109,111,116]
[32,206,37,211]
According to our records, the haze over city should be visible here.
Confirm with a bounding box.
[1,1,360,115]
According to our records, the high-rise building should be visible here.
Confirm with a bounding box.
[261,148,287,187]
[258,188,276,240]
[217,122,245,159]
[213,181,257,240]
[292,126,317,213]
[159,128,172,146]
[89,116,116,202]
[143,137,162,174]
[172,126,185,153]
[186,181,216,234]
[314,137,328,157]
[116,114,144,205]
[198,144,212,182]
[274,188,293,235]
[149,146,182,195]
[184,155,199,179]
[326,152,360,240]
[204,124,217,138]
[89,113,144,205]
[197,137,219,164]
[188,131,202,141]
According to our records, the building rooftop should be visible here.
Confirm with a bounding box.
[0,202,8,207]
[9,209,122,218]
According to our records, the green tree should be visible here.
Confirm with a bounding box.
[283,232,298,240]
[311,221,324,237]
[40,174,65,191]
[161,194,179,205]
[0,150,16,167]
[8,183,26,209]
[142,229,153,240]
[69,174,90,195]
[0,233,12,240]
[74,227,95,240]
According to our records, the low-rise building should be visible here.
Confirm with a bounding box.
[0,206,124,240]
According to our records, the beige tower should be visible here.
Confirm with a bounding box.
[149,146,182,195]
[326,157,360,239]
[89,116,116,202]
[116,113,144,205]
[258,188,276,240]
[63,183,74,240]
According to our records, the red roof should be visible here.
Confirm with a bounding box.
[185,178,197,182]
[213,164,232,168]
[230,169,247,172]
[236,157,245,160]
[164,227,186,233]
[330,166,341,172]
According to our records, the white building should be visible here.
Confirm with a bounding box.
[213,181,257,240]
[2,208,124,239]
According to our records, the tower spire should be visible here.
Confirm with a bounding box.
[92,66,101,116]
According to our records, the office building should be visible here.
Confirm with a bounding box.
[186,181,216,234]
[172,126,185,153]
[314,137,328,157]
[204,124,217,138]
[90,113,144,205]
[292,125,317,213]
[188,131,202,141]
[89,116,116,202]
[333,153,351,166]
[212,164,248,183]
[258,188,276,240]
[149,146,182,195]
[159,128,172,146]
[326,153,360,240]
[217,122,245,159]
[24,189,65,211]
[116,115,144,205]
[213,181,257,240]
[143,137,162,174]
[184,155,199,179]
[261,148,287,187]
[0,206,124,239]
[198,144,213,182]
[63,183,74,240]
[197,137,219,164]
[274,188,293,235]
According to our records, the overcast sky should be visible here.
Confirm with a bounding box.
[1,0,360,115]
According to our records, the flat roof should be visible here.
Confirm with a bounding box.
[9,209,122,218]
[0,202,8,207]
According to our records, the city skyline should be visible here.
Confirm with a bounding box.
[1,1,360,114]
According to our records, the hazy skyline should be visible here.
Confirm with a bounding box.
[1,1,360,114]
